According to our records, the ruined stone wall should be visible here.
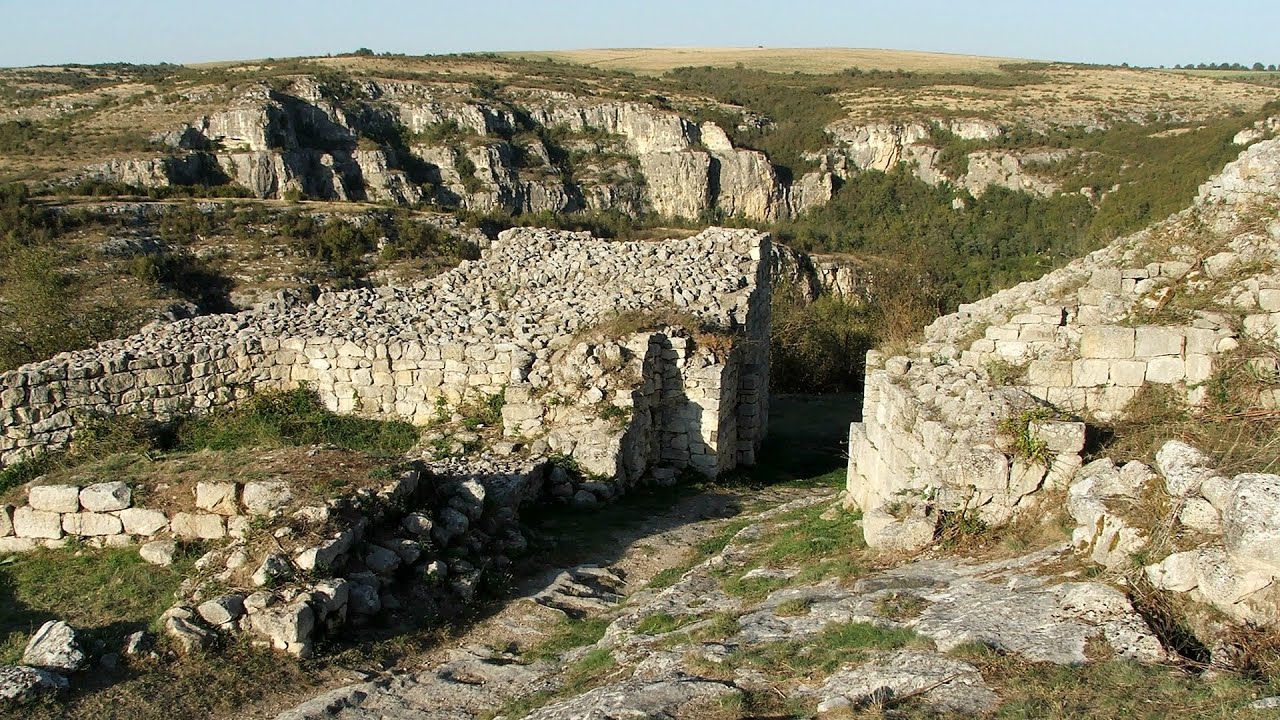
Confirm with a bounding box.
[0,227,772,482]
[846,135,1280,551]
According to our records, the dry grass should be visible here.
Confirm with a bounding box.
[498,47,1028,76]
[832,65,1280,126]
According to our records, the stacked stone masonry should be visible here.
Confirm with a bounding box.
[0,227,772,486]
[847,133,1280,552]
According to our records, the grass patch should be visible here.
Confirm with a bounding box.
[525,616,610,660]
[484,646,617,720]
[950,643,1280,720]
[0,546,196,665]
[874,592,928,621]
[174,387,419,455]
[759,503,867,566]
[732,621,923,679]
[7,639,310,720]
[634,611,699,635]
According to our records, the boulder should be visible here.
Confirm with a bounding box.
[0,505,11,537]
[22,621,87,673]
[364,544,402,575]
[164,616,215,654]
[197,595,247,627]
[195,482,239,516]
[0,665,68,703]
[249,600,315,657]
[139,540,178,566]
[242,480,294,515]
[78,482,131,512]
[1155,440,1216,497]
[1222,473,1280,572]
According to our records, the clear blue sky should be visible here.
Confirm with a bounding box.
[1,0,1274,69]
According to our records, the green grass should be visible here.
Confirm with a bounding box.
[634,611,700,636]
[525,616,611,660]
[732,621,923,678]
[173,387,419,455]
[0,547,197,665]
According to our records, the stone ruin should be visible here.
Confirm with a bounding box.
[0,225,772,656]
[0,225,771,478]
[845,133,1280,626]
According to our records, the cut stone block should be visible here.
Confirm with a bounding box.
[62,512,124,537]
[27,485,81,513]
[117,508,169,536]
[1029,421,1086,454]
[170,512,226,540]
[1109,360,1148,387]
[195,482,239,516]
[1145,357,1185,384]
[13,507,62,539]
[1079,326,1135,359]
[1134,326,1184,357]
[79,482,132,512]
[1071,359,1110,387]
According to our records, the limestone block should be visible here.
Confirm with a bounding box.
[13,508,62,539]
[170,512,226,540]
[1109,360,1147,387]
[1180,498,1222,534]
[1222,473,1280,572]
[1155,440,1214,497]
[62,512,124,537]
[27,485,81,513]
[1025,361,1071,387]
[1046,453,1084,489]
[1029,421,1086,454]
[249,600,316,657]
[0,537,36,553]
[1195,545,1274,610]
[1085,387,1136,414]
[242,480,294,514]
[1134,326,1184,357]
[1071,359,1110,387]
[79,482,131,512]
[1145,551,1200,593]
[1009,459,1047,497]
[117,508,169,536]
[950,447,1009,492]
[1145,357,1185,384]
[195,482,239,516]
[0,505,11,537]
[1184,327,1217,355]
[862,506,935,553]
[139,540,177,566]
[1080,327,1135,359]
[1184,354,1213,384]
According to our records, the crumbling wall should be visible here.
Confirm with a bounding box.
[846,135,1280,552]
[0,227,772,483]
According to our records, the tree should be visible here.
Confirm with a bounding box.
[1253,62,1266,71]
[352,47,374,57]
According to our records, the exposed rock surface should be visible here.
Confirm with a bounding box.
[22,621,87,674]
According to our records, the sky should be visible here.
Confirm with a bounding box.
[0,0,1275,69]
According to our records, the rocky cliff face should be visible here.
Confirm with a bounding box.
[824,117,1067,197]
[76,79,833,223]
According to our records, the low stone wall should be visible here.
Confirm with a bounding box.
[0,227,771,482]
